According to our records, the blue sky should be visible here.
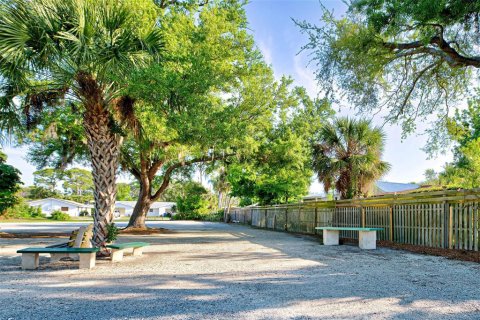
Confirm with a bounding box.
[3,0,453,193]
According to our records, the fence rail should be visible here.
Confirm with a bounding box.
[228,189,480,251]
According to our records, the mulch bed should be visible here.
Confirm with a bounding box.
[341,237,480,263]
[378,240,480,263]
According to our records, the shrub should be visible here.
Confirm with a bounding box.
[30,206,44,218]
[79,210,90,217]
[50,210,71,221]
[106,223,120,243]
[201,210,224,222]
[1,199,45,219]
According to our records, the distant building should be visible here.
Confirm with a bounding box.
[303,181,421,201]
[373,181,420,195]
[28,198,92,217]
[302,194,330,202]
[114,201,176,217]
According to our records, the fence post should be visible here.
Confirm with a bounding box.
[314,207,318,235]
[264,209,267,229]
[361,206,365,227]
[443,200,449,248]
[389,206,394,241]
[285,207,288,231]
[449,205,453,249]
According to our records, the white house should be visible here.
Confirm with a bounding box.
[114,201,176,217]
[28,198,92,217]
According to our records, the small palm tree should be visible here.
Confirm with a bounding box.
[313,117,390,199]
[0,0,162,246]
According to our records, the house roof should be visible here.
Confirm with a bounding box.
[28,197,91,208]
[115,201,176,209]
[375,181,420,193]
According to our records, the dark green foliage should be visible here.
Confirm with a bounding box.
[0,150,22,214]
[50,210,71,221]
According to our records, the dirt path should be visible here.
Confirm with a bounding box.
[1,221,479,319]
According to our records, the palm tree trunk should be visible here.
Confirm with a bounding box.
[84,111,119,246]
[78,72,120,247]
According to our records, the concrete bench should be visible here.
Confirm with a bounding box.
[315,227,384,249]
[17,247,99,270]
[106,242,150,262]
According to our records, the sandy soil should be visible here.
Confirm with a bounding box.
[1,221,479,320]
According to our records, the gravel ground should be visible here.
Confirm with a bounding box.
[1,221,480,320]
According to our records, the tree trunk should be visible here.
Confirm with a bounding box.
[127,186,151,229]
[78,72,120,247]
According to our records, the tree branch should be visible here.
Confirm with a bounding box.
[384,36,480,68]
[150,153,234,201]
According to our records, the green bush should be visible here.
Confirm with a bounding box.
[2,200,45,219]
[201,210,224,222]
[106,223,120,243]
[30,206,44,218]
[50,210,71,221]
[79,210,90,217]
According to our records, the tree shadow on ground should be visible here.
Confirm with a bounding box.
[0,223,479,319]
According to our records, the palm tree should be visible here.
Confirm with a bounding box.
[312,117,390,199]
[0,0,162,246]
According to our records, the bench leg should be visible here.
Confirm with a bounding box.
[132,247,143,257]
[78,253,96,269]
[111,249,124,262]
[359,231,377,249]
[22,253,39,270]
[323,230,340,246]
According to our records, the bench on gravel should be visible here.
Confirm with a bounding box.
[106,242,150,262]
[315,227,384,250]
[17,247,99,270]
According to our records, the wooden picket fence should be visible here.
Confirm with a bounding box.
[228,189,480,251]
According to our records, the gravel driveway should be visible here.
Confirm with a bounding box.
[1,221,479,320]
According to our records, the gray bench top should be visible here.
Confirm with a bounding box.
[315,227,384,231]
[17,247,99,254]
[106,242,150,250]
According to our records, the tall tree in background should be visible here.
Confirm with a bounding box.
[298,0,480,150]
[312,117,390,199]
[62,168,94,197]
[0,150,22,214]
[33,169,62,193]
[119,1,281,228]
[210,166,232,210]
[228,84,333,205]
[0,0,162,245]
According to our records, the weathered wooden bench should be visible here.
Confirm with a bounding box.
[315,227,384,249]
[106,242,150,262]
[17,247,99,270]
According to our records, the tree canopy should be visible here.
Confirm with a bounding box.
[227,84,333,205]
[297,0,480,146]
